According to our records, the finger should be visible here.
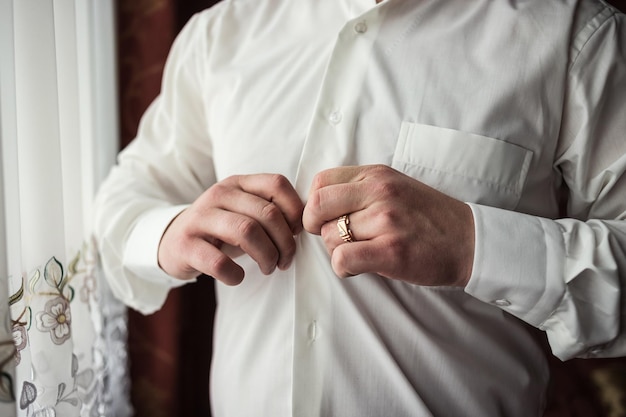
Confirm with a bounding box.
[308,165,366,193]
[214,186,297,270]
[303,181,368,234]
[330,239,395,279]
[304,166,390,234]
[188,239,245,285]
[320,210,371,253]
[305,165,401,234]
[203,208,282,275]
[235,174,304,234]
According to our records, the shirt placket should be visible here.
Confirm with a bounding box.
[291,6,385,417]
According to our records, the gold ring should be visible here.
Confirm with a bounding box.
[337,215,354,243]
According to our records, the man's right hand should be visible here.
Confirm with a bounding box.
[157,174,304,285]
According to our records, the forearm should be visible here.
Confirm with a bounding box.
[93,12,218,312]
[93,155,197,314]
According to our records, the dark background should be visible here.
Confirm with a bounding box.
[116,1,626,416]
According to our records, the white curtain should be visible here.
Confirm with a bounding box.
[0,0,131,416]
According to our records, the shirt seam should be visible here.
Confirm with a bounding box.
[569,6,616,72]
[393,161,523,196]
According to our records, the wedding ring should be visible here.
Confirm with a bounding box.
[337,215,354,243]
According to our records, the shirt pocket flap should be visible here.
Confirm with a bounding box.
[392,122,533,209]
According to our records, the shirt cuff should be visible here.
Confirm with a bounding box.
[464,203,566,329]
[124,204,196,288]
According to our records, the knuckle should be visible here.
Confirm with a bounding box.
[176,235,194,254]
[260,201,282,222]
[377,206,400,229]
[306,191,322,214]
[166,223,195,252]
[303,198,325,234]
[204,182,226,202]
[368,164,393,178]
[374,180,401,200]
[208,253,231,277]
[236,217,260,240]
[310,172,326,191]
[302,208,319,234]
[224,174,242,184]
[208,175,242,197]
[267,173,290,190]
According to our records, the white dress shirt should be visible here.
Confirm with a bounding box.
[94,0,626,415]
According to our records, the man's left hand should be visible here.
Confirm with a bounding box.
[302,165,475,287]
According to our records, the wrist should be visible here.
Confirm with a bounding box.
[455,203,475,287]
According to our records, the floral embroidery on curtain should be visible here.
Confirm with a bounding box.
[9,249,99,416]
[0,0,131,416]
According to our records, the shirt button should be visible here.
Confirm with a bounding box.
[493,299,511,307]
[328,110,343,125]
[354,21,368,34]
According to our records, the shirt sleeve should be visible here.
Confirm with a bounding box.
[465,8,626,360]
[93,12,218,315]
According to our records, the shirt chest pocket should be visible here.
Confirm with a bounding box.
[391,122,533,210]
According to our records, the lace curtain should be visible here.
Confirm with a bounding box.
[0,0,131,416]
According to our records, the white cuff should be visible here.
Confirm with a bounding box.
[124,204,196,288]
[464,203,566,328]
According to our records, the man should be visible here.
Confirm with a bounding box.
[94,0,626,415]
